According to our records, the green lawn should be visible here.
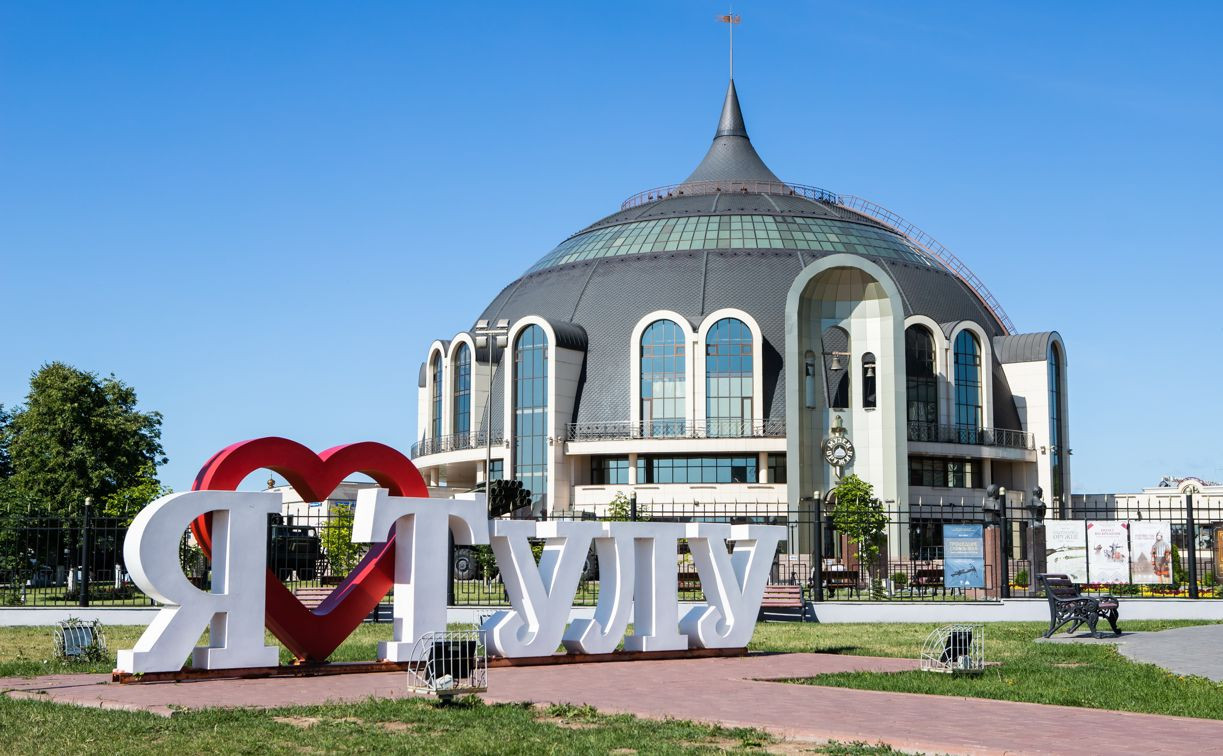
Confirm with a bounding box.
[2,620,1222,752]
[764,620,1223,720]
[0,623,900,754]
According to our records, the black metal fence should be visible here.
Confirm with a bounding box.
[2,492,1221,608]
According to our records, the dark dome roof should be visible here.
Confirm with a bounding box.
[471,80,1012,433]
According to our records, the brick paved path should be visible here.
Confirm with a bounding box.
[5,653,1223,754]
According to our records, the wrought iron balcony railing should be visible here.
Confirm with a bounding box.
[907,422,1033,451]
[566,419,786,443]
[411,431,504,459]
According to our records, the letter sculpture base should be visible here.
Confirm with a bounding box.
[110,646,748,684]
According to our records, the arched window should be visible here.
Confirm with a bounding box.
[452,343,471,437]
[905,326,937,425]
[953,330,982,439]
[640,320,686,437]
[705,318,753,437]
[513,325,548,508]
[430,354,443,440]
[1048,342,1064,505]
[823,326,849,410]
[862,352,877,409]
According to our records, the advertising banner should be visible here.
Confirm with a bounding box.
[943,524,985,589]
[1129,521,1173,585]
[1087,520,1130,584]
[1045,520,1088,583]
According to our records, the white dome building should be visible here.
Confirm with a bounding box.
[411,79,1069,565]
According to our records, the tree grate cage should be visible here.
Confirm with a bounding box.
[920,623,984,674]
[53,618,107,661]
[405,630,488,701]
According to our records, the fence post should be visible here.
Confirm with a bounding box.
[79,497,91,608]
[1187,492,1199,599]
[812,493,824,602]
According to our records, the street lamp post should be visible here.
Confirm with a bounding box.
[474,319,510,491]
[79,496,92,608]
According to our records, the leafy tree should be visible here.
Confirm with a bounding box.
[1,363,166,516]
[0,404,12,480]
[607,491,648,521]
[829,474,888,594]
[320,503,365,577]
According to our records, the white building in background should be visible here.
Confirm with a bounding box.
[409,77,1071,561]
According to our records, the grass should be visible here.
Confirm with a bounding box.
[765,620,1223,720]
[0,695,795,755]
[2,620,1222,751]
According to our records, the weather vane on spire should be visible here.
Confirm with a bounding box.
[717,9,741,79]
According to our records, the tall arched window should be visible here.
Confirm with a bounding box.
[706,318,753,437]
[905,326,937,425]
[1048,342,1064,505]
[953,330,982,440]
[513,325,548,507]
[640,320,686,437]
[430,354,443,440]
[453,342,471,437]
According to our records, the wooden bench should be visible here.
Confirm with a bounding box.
[758,584,809,622]
[677,571,701,594]
[821,569,860,597]
[292,586,332,610]
[912,568,944,594]
[1038,573,1121,638]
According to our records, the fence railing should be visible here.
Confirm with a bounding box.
[4,493,1221,608]
[411,431,504,459]
[566,419,787,442]
[907,421,1034,450]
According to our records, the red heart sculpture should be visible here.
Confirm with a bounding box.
[189,437,426,662]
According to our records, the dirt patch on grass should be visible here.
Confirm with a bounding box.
[272,716,321,728]
[538,716,600,730]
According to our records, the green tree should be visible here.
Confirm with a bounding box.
[829,474,888,595]
[320,504,365,577]
[1,363,166,516]
[607,491,648,521]
[0,404,12,480]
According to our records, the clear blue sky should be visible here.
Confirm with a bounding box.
[2,2,1220,494]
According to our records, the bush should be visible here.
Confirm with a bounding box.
[890,571,908,588]
[1171,544,1188,587]
[1013,569,1029,588]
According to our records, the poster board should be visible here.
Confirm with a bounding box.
[1129,521,1173,585]
[1086,520,1130,584]
[1045,520,1088,583]
[942,524,985,589]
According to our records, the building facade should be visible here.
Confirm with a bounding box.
[410,79,1071,559]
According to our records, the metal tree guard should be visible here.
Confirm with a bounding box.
[920,623,985,674]
[405,630,488,701]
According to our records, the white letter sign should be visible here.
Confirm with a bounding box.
[116,491,282,673]
[352,489,489,661]
[482,520,600,658]
[680,523,784,648]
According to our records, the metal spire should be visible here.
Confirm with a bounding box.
[717,11,741,79]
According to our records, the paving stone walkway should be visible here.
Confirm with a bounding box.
[5,652,1223,754]
[1115,623,1223,681]
[1036,624,1223,682]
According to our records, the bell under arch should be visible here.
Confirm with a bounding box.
[785,254,909,559]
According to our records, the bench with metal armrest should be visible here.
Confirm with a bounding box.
[1038,573,1121,639]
